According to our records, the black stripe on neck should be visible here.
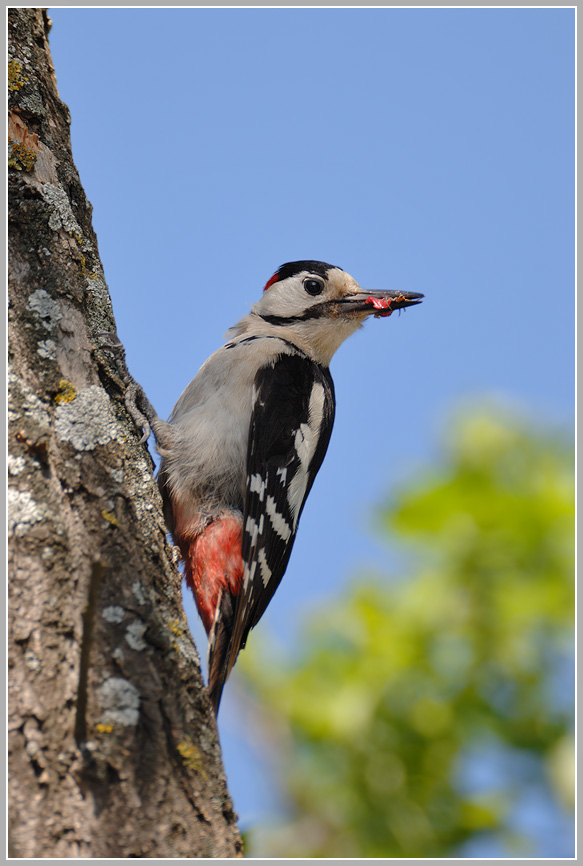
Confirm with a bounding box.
[257,304,328,327]
[225,334,314,363]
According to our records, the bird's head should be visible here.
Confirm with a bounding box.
[250,260,423,365]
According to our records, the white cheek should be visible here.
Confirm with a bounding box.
[257,282,320,318]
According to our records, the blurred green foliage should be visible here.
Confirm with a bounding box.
[239,411,574,858]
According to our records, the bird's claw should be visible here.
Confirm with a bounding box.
[125,382,155,444]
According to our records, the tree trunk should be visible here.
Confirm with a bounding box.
[8,8,242,858]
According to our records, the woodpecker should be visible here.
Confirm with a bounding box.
[154,261,423,715]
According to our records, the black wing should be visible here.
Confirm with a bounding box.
[226,351,335,682]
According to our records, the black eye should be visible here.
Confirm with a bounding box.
[304,277,324,296]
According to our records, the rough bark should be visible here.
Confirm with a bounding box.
[8,8,242,858]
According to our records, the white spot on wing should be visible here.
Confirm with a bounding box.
[265,495,292,541]
[246,513,266,546]
[287,381,326,525]
[246,515,258,545]
[249,473,266,500]
[258,549,273,586]
[308,381,326,432]
[244,560,257,591]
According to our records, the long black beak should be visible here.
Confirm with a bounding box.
[341,289,424,317]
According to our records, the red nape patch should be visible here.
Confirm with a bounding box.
[184,516,244,634]
[263,271,280,292]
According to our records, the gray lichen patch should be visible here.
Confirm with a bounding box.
[54,386,124,451]
[22,393,51,429]
[85,289,118,345]
[107,466,124,485]
[86,275,114,316]
[8,455,27,476]
[97,676,140,727]
[102,606,125,624]
[24,651,42,672]
[8,488,52,537]
[8,371,51,436]
[124,458,158,505]
[131,581,147,606]
[27,289,62,331]
[125,620,148,651]
[41,182,83,239]
[37,339,56,360]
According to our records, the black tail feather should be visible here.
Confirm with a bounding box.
[207,589,237,716]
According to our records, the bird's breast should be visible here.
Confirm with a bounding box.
[164,337,288,511]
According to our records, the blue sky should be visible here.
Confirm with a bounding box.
[48,6,575,851]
